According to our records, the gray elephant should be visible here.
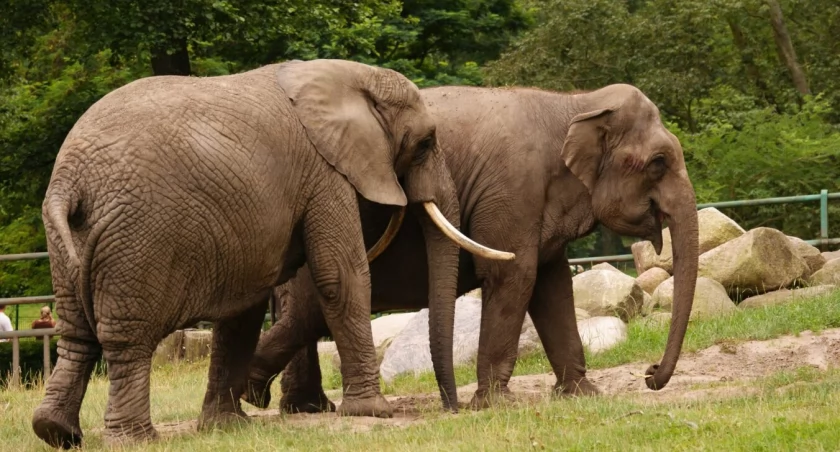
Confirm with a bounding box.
[33,59,510,448]
[243,84,699,413]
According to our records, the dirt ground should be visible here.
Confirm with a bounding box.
[155,328,840,436]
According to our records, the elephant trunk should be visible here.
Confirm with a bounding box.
[645,181,699,390]
[404,148,461,411]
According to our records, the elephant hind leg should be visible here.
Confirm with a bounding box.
[32,336,102,449]
[32,285,102,449]
[198,301,266,430]
[100,339,158,446]
[280,342,336,414]
[529,258,600,397]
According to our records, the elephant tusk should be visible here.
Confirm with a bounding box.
[423,202,516,261]
[366,206,406,262]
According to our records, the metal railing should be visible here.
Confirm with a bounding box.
[568,189,840,265]
[0,328,56,387]
[0,189,837,380]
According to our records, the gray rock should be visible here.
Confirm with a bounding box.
[810,259,840,286]
[572,269,646,321]
[642,291,655,316]
[821,250,840,262]
[379,295,541,382]
[371,312,415,348]
[631,207,746,275]
[575,308,591,321]
[578,317,628,353]
[740,285,838,309]
[591,262,624,274]
[698,227,807,295]
[652,276,736,320]
[641,311,672,328]
[636,267,671,295]
[787,236,826,278]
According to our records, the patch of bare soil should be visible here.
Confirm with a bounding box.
[156,328,840,436]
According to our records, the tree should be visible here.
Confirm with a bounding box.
[765,0,810,95]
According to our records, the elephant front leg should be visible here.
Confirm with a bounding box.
[529,258,600,397]
[303,183,391,418]
[280,342,336,414]
[469,258,537,410]
[198,301,267,430]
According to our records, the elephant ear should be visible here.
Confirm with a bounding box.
[276,60,407,206]
[559,108,616,193]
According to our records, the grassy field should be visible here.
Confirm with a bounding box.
[1,289,839,450]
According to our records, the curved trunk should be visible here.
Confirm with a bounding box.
[405,149,460,411]
[646,185,699,390]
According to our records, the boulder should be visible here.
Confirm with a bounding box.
[641,291,655,316]
[572,269,646,321]
[631,228,673,274]
[578,317,628,353]
[810,258,840,286]
[591,262,624,274]
[822,250,840,262]
[641,311,672,328]
[739,285,838,309]
[636,267,671,295]
[652,276,736,320]
[371,313,415,348]
[379,294,541,382]
[631,207,746,275]
[787,236,826,278]
[182,329,213,362]
[698,227,807,295]
[575,308,591,321]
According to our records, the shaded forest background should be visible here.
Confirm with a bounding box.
[1,0,839,298]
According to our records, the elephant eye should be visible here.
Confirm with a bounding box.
[414,135,435,163]
[647,155,667,179]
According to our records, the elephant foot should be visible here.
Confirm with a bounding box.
[467,387,516,410]
[103,424,159,448]
[554,378,601,397]
[242,377,273,409]
[32,406,83,450]
[198,405,250,431]
[337,394,393,418]
[281,391,336,414]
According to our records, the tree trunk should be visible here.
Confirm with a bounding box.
[151,38,191,76]
[766,0,810,95]
[727,16,777,107]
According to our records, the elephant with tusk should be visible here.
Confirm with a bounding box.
[32,58,511,449]
[243,83,699,414]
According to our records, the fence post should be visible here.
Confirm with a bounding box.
[43,334,51,383]
[11,336,20,388]
[821,189,829,247]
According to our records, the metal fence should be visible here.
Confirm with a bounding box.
[1,189,838,384]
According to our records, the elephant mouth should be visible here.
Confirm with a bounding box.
[366,204,516,262]
[647,200,666,255]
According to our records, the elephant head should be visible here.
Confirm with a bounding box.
[560,84,699,391]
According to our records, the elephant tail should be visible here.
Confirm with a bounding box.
[43,183,99,335]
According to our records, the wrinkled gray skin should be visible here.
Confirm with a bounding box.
[32,59,464,449]
[243,84,699,413]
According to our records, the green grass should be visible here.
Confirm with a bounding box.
[2,290,839,450]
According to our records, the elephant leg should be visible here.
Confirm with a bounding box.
[280,341,336,414]
[32,314,102,449]
[99,340,157,446]
[244,274,326,409]
[198,301,267,430]
[529,259,600,397]
[469,258,537,410]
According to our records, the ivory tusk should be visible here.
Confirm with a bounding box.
[366,206,406,262]
[423,202,516,261]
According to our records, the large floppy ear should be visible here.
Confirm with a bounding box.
[276,60,407,206]
[559,108,615,193]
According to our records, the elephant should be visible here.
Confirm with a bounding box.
[242,83,700,413]
[32,59,511,448]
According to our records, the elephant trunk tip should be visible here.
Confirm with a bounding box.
[643,363,669,390]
